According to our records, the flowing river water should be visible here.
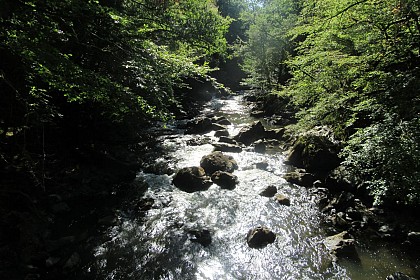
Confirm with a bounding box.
[80,94,417,280]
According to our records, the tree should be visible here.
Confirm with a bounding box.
[0,0,230,189]
[285,0,420,205]
[238,0,301,90]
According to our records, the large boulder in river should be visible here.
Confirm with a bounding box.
[185,117,214,134]
[200,151,238,175]
[234,121,265,146]
[211,171,238,189]
[286,126,341,175]
[172,167,212,192]
[247,226,276,248]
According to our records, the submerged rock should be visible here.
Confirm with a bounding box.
[211,171,238,189]
[188,229,212,247]
[259,185,277,197]
[172,166,212,192]
[200,151,238,175]
[255,161,269,170]
[247,226,276,248]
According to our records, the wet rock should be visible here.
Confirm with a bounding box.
[327,212,349,228]
[259,185,277,197]
[214,130,229,137]
[137,197,155,212]
[185,117,214,134]
[325,231,359,262]
[218,136,238,145]
[215,118,232,126]
[188,229,212,247]
[285,127,341,175]
[256,161,269,170]
[254,140,266,154]
[324,191,355,212]
[186,136,211,146]
[234,121,265,146]
[200,151,238,175]
[386,272,417,280]
[211,123,227,131]
[345,207,363,221]
[213,143,242,153]
[211,171,238,189]
[247,226,276,248]
[283,170,316,188]
[243,95,257,102]
[172,166,212,192]
[264,128,285,141]
[275,194,291,206]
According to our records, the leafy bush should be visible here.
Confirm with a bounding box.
[342,114,420,206]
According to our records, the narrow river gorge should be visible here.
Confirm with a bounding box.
[78,93,416,280]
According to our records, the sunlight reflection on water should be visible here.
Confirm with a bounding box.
[89,95,352,280]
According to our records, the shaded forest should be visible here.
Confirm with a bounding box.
[1,0,420,278]
[238,0,420,207]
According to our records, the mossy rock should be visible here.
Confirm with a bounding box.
[286,128,341,175]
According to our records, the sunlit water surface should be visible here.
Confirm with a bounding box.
[84,95,417,280]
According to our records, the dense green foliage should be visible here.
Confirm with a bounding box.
[0,0,230,144]
[238,0,301,89]
[240,0,420,206]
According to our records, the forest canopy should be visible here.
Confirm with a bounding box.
[0,0,230,143]
[239,0,420,206]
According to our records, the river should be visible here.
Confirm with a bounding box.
[79,94,417,280]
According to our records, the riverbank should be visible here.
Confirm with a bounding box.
[243,89,420,278]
